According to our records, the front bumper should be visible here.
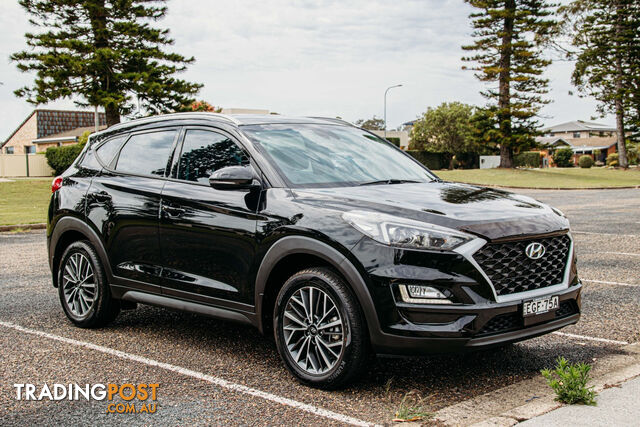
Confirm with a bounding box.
[370,283,581,355]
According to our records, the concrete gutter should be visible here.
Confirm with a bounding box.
[0,223,46,232]
[434,342,640,426]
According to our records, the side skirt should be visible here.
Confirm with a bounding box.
[119,290,256,326]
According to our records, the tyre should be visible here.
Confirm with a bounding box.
[274,267,368,389]
[57,240,120,328]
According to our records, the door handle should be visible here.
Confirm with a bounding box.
[162,205,186,217]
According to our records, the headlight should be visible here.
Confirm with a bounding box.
[342,210,472,250]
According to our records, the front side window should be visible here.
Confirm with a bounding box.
[25,145,36,154]
[177,129,249,184]
[115,130,176,176]
[242,124,436,187]
[5,146,14,154]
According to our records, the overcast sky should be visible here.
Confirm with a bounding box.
[0,0,611,140]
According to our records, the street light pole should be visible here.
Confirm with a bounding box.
[384,84,403,139]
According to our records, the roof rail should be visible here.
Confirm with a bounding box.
[105,112,242,133]
[305,116,355,126]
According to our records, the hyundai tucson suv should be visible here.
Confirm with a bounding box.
[48,113,581,388]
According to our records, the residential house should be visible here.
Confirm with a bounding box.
[1,109,106,154]
[536,120,620,165]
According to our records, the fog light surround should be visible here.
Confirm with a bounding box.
[399,284,452,304]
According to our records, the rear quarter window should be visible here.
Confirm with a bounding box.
[115,130,177,176]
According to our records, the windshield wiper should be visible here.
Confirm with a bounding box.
[358,179,423,186]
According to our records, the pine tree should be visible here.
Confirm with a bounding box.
[462,0,558,168]
[12,0,202,126]
[564,0,640,168]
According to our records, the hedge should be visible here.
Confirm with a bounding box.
[406,151,447,170]
[386,137,401,147]
[406,151,479,170]
[45,144,84,175]
[515,151,541,168]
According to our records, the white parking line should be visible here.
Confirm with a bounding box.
[582,279,638,288]
[552,331,629,346]
[572,231,639,238]
[0,320,375,427]
[603,251,640,257]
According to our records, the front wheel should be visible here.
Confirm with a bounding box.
[274,267,368,389]
[58,240,120,328]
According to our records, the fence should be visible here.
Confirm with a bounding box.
[0,154,54,177]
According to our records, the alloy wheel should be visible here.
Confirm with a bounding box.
[62,252,97,317]
[282,285,345,375]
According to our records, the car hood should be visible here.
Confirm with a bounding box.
[292,181,569,241]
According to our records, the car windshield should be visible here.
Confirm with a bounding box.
[241,123,437,188]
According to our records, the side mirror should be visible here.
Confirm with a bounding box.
[209,165,260,191]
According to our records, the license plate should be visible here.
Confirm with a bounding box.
[523,296,559,317]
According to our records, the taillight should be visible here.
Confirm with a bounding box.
[51,176,63,193]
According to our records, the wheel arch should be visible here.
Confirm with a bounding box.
[49,217,112,288]
[254,235,380,340]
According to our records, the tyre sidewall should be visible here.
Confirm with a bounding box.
[274,269,364,388]
[57,241,115,328]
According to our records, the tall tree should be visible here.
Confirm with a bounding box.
[12,0,202,126]
[354,116,385,131]
[563,0,640,168]
[462,0,558,168]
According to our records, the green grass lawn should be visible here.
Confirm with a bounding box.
[436,167,640,189]
[0,178,52,226]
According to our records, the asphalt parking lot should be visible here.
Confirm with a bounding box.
[1,188,639,425]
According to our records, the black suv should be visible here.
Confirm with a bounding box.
[48,113,581,388]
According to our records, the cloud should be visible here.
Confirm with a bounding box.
[0,0,612,140]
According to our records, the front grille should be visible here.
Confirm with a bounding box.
[555,301,578,319]
[473,234,571,296]
[477,312,521,336]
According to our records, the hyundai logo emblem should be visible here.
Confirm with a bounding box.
[525,242,546,260]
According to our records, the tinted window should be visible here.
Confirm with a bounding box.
[177,130,249,183]
[115,131,176,176]
[96,135,127,166]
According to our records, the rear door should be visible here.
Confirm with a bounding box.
[86,128,179,292]
[159,127,260,308]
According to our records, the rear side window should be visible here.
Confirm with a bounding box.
[177,130,249,183]
[96,135,127,166]
[115,130,176,176]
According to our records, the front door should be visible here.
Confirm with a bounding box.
[159,128,261,308]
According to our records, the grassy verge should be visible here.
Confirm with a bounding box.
[0,178,51,226]
[435,167,640,189]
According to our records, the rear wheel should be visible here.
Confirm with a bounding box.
[274,267,368,389]
[58,241,119,328]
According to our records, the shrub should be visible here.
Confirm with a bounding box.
[578,155,594,168]
[541,357,597,405]
[606,153,619,166]
[45,144,84,175]
[553,148,574,167]
[515,151,541,168]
